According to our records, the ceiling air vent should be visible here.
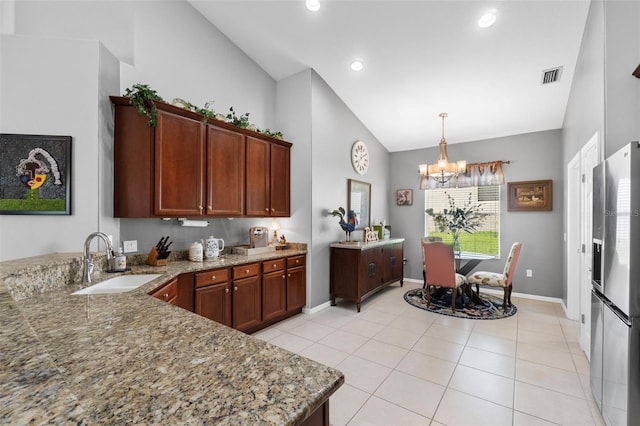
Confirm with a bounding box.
[541,66,563,85]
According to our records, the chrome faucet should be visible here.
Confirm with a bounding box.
[82,232,114,283]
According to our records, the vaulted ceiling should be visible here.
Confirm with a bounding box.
[189,0,590,152]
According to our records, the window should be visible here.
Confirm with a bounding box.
[425,185,500,256]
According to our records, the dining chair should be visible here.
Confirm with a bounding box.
[421,236,443,283]
[467,242,522,311]
[422,241,467,312]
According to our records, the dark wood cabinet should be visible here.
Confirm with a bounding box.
[270,143,290,216]
[111,96,291,218]
[246,136,290,217]
[194,268,231,327]
[232,264,262,333]
[149,278,178,305]
[206,125,245,216]
[330,239,404,312]
[154,110,206,216]
[286,255,306,312]
[169,254,305,333]
[262,259,287,322]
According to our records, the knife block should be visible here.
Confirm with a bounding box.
[146,246,169,266]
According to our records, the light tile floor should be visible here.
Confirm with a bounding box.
[253,281,607,426]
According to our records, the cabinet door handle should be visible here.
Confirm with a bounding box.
[296,260,300,264]
[282,275,286,279]
[208,205,212,210]
[273,263,277,269]
[225,288,229,293]
[265,208,269,212]
[163,293,169,300]
[287,273,291,278]
[211,275,216,280]
[271,208,275,212]
[234,286,238,291]
[245,269,250,274]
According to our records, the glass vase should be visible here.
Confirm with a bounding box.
[452,233,462,256]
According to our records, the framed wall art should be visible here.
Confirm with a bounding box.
[508,179,552,212]
[0,133,72,215]
[348,179,371,229]
[396,189,413,206]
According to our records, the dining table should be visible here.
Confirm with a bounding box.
[454,251,496,275]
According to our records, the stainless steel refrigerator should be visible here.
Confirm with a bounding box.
[591,141,640,426]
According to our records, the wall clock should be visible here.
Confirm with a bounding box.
[351,140,369,175]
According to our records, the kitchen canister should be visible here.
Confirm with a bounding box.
[189,241,203,262]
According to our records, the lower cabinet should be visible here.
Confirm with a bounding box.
[330,239,404,312]
[232,263,262,333]
[195,268,232,327]
[287,255,306,311]
[179,254,306,333]
[149,278,178,305]
[262,259,287,322]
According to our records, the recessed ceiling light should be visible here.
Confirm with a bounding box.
[306,0,320,12]
[478,11,496,28]
[350,60,364,71]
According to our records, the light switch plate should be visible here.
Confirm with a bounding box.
[123,240,138,253]
[526,269,533,277]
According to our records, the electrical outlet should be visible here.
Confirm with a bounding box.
[123,240,138,253]
[526,269,533,278]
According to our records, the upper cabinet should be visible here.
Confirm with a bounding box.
[246,137,290,217]
[155,110,206,216]
[206,126,245,216]
[111,97,292,218]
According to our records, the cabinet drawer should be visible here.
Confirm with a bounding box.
[262,258,285,273]
[233,263,260,279]
[195,268,229,288]
[287,255,306,269]
[150,278,178,303]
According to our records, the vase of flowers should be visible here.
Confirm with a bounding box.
[425,192,486,255]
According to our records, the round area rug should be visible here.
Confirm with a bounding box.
[403,288,517,320]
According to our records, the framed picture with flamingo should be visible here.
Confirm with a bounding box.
[0,133,72,215]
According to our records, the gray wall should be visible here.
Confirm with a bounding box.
[603,0,640,156]
[309,71,390,308]
[561,0,605,306]
[390,129,564,298]
[0,35,120,260]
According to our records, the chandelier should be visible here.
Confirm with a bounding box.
[418,112,466,186]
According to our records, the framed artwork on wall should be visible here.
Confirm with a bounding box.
[507,179,552,212]
[348,179,371,229]
[0,133,72,215]
[396,189,413,206]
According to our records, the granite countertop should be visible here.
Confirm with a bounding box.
[330,237,405,250]
[0,247,344,424]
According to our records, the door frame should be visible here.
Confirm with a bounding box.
[566,132,600,357]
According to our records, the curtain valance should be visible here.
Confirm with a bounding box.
[419,160,507,190]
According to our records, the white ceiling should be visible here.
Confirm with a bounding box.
[188,0,590,152]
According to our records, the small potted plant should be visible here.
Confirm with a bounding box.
[124,83,164,127]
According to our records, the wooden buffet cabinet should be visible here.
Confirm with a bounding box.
[330,239,404,312]
[154,253,307,334]
[111,96,291,218]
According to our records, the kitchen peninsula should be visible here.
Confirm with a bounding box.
[0,249,343,425]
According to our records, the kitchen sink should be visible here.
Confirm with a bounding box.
[72,274,162,295]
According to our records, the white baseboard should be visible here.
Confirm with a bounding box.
[302,300,332,315]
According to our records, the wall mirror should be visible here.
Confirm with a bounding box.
[348,179,371,230]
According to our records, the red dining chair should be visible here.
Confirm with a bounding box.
[467,242,522,311]
[423,241,466,312]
